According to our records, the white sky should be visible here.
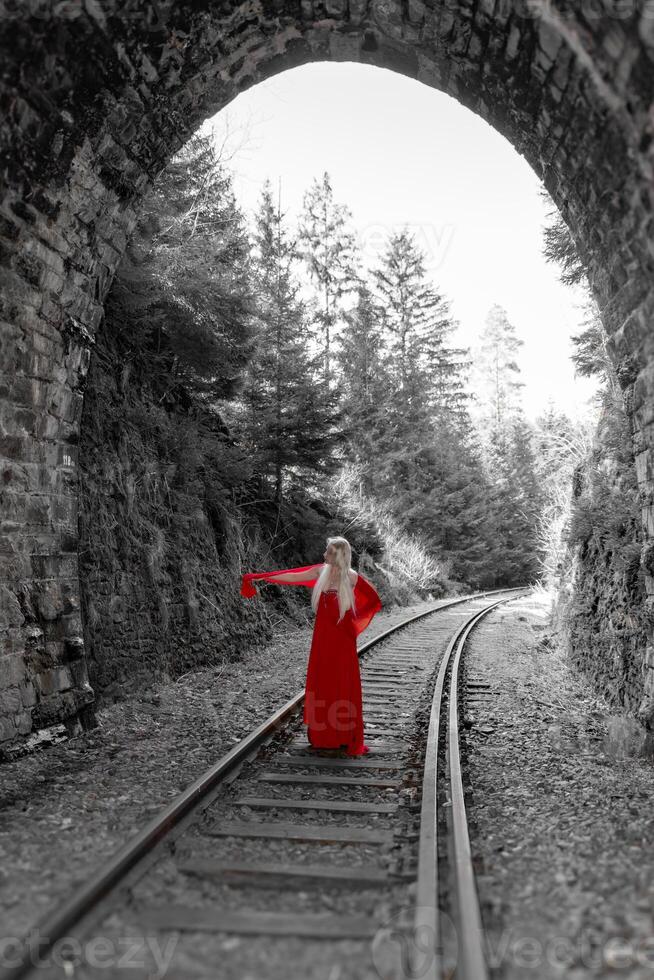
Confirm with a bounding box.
[200,62,600,424]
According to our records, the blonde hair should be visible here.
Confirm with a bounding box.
[311,536,357,623]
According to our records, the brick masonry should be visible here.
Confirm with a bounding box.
[2,1,654,746]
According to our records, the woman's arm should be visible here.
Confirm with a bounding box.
[241,562,324,598]
[265,563,324,584]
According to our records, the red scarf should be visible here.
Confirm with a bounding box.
[241,564,382,638]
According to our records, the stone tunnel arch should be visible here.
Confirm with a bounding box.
[2,0,654,747]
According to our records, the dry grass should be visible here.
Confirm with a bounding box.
[330,463,443,590]
[534,415,598,592]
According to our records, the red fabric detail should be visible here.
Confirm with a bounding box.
[240,565,382,639]
[348,574,383,639]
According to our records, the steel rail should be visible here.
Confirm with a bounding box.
[413,589,531,980]
[0,584,528,980]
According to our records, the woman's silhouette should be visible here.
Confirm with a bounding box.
[241,536,382,755]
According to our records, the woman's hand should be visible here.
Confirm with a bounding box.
[240,574,258,597]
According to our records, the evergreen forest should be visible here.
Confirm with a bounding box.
[80,130,615,648]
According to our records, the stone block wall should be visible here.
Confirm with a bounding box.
[76,305,270,698]
[3,1,654,746]
[554,402,653,718]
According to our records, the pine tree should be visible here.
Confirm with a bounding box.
[471,303,526,464]
[361,229,496,583]
[506,415,546,578]
[368,230,444,501]
[371,228,471,417]
[426,429,504,587]
[540,188,588,288]
[297,171,360,387]
[336,284,389,496]
[370,230,474,470]
[418,295,473,431]
[241,180,341,505]
[469,304,545,582]
[113,131,257,401]
[372,229,431,394]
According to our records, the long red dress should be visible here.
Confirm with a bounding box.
[241,564,382,756]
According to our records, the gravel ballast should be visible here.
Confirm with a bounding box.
[0,597,439,944]
[464,590,654,980]
[4,588,651,980]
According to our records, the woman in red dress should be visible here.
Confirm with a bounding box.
[241,536,382,756]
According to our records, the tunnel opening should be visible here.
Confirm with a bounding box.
[2,2,654,750]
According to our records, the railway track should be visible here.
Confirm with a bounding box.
[3,586,531,980]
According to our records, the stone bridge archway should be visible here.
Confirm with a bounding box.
[2,0,654,746]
